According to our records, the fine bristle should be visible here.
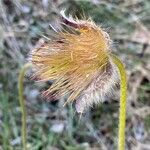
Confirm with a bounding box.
[30,12,114,111]
[75,61,119,113]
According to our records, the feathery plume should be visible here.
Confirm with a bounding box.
[30,11,118,113]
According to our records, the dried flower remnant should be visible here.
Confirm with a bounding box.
[28,11,127,150]
[30,11,118,113]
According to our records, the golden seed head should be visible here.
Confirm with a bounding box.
[30,12,117,113]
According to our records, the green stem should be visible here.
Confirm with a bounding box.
[18,63,32,150]
[111,54,127,150]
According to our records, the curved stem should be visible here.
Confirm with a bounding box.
[111,54,127,150]
[18,63,32,150]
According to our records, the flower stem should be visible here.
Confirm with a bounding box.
[18,63,32,150]
[111,54,127,150]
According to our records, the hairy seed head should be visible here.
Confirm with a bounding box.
[30,12,118,113]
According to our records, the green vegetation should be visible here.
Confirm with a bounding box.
[0,0,150,149]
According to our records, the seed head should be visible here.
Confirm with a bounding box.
[30,11,118,113]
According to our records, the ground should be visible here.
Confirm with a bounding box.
[0,0,150,150]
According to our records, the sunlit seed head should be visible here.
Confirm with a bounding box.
[30,11,118,113]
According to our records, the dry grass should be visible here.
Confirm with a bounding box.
[0,0,150,149]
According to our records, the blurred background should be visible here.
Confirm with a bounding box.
[0,0,150,150]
